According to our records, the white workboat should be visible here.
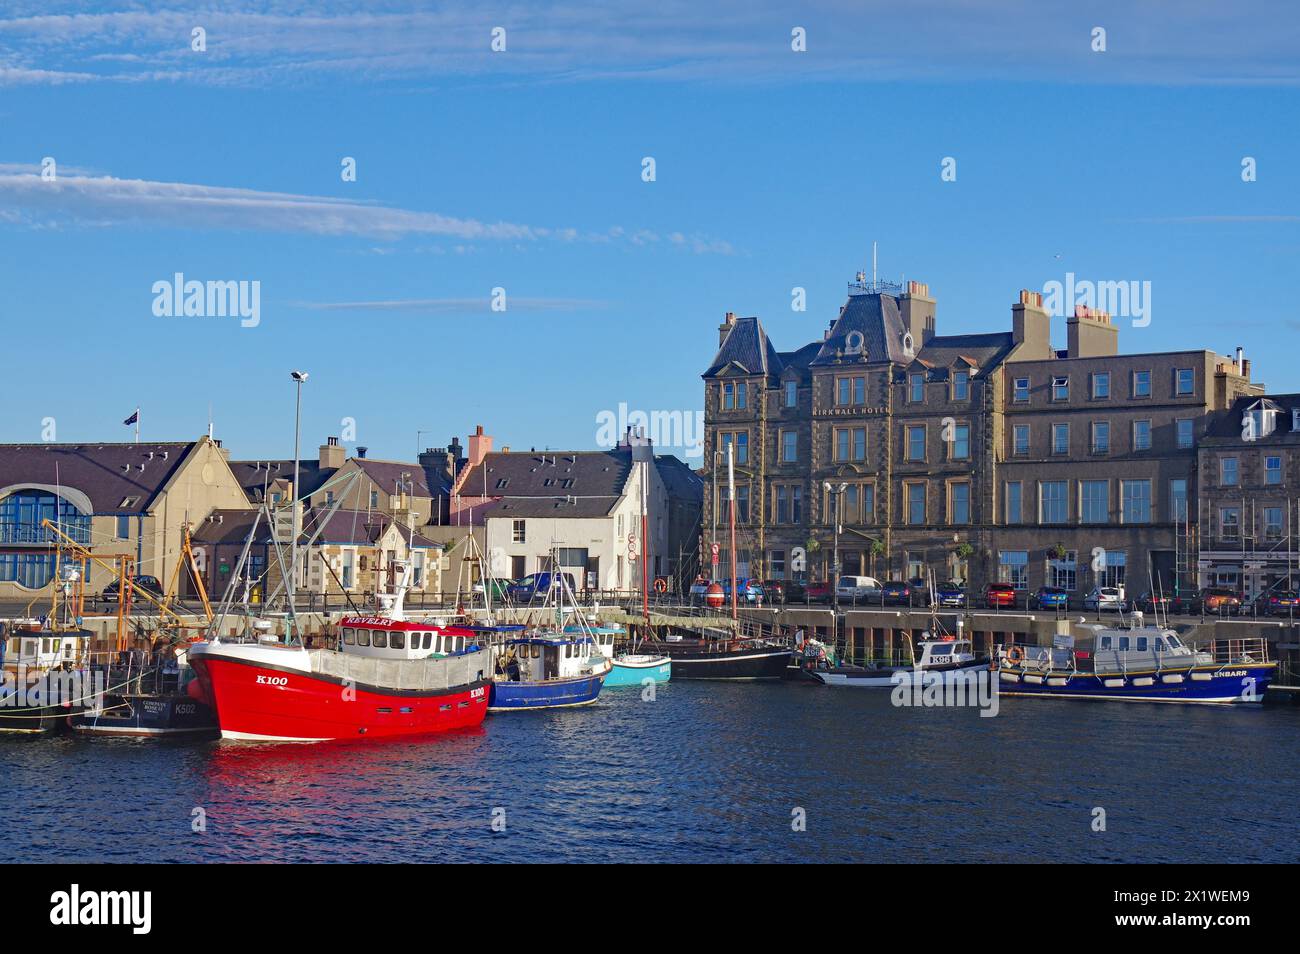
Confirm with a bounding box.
[801,636,988,688]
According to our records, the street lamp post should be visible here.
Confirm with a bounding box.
[290,370,309,608]
[825,481,847,613]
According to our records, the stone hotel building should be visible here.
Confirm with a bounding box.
[701,276,1261,600]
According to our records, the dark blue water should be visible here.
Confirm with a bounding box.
[3,683,1298,863]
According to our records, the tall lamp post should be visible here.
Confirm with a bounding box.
[825,481,847,613]
[290,370,309,607]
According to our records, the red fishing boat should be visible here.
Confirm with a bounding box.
[188,566,491,742]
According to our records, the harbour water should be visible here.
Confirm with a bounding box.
[3,683,1298,864]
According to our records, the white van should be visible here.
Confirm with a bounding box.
[836,576,882,602]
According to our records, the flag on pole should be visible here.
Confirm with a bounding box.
[123,410,139,426]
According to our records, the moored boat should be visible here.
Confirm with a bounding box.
[644,632,792,680]
[995,618,1276,705]
[576,622,672,687]
[487,632,611,711]
[188,564,491,741]
[799,635,988,688]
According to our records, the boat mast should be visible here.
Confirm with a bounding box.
[728,442,738,621]
[641,455,651,633]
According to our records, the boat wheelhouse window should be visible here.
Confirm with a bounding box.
[343,628,355,645]
[1118,636,1130,651]
[356,629,371,647]
[1099,636,1112,650]
[1167,634,1182,649]
[373,631,388,648]
[455,636,465,652]
[424,633,433,650]
[1136,637,1148,651]
[391,632,405,650]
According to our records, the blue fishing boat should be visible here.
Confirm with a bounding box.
[487,632,611,711]
[995,618,1276,705]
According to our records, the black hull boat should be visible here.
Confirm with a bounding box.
[69,690,216,737]
[646,639,793,680]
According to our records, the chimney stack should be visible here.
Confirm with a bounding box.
[899,280,936,347]
[1010,289,1053,361]
[1066,305,1118,359]
[718,311,737,347]
[319,436,345,470]
[468,425,493,467]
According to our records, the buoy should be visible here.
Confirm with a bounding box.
[705,583,725,608]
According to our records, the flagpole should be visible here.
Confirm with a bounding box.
[135,408,139,444]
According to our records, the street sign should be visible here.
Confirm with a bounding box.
[710,542,720,565]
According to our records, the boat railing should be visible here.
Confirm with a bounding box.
[82,650,184,697]
[1209,637,1271,666]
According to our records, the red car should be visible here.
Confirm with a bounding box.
[803,581,833,603]
[984,582,1017,609]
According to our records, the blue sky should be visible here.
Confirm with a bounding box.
[2,2,1298,461]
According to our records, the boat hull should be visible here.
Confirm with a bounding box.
[69,692,216,737]
[189,649,489,741]
[605,655,672,687]
[652,644,793,680]
[488,671,606,710]
[996,663,1277,705]
[810,660,988,688]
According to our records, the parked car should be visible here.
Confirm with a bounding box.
[101,575,164,603]
[836,575,882,604]
[780,580,807,602]
[984,582,1017,609]
[933,581,966,608]
[1199,587,1242,616]
[1135,591,1172,613]
[803,580,833,603]
[881,580,919,606]
[1252,590,1300,617]
[1083,586,1127,612]
[761,580,786,603]
[720,578,764,603]
[1029,586,1070,611]
[506,571,576,602]
[472,579,511,600]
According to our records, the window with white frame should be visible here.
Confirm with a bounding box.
[1120,479,1151,523]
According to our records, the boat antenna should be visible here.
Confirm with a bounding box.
[727,441,738,621]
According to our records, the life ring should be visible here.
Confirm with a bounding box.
[653,578,668,594]
[1006,646,1025,665]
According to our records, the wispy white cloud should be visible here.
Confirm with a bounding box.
[0,2,1297,88]
[0,165,734,252]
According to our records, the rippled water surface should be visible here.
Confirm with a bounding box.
[4,682,1298,863]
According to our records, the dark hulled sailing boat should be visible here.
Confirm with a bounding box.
[642,442,792,680]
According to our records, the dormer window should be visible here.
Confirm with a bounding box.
[845,330,865,355]
[951,369,970,401]
[783,380,797,408]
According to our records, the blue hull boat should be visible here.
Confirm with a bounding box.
[605,654,672,687]
[996,625,1276,705]
[998,662,1275,704]
[488,671,606,711]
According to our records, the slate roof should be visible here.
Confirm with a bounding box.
[191,508,273,545]
[353,458,449,498]
[228,459,337,503]
[0,441,198,513]
[456,449,633,500]
[655,455,704,503]
[915,332,1017,378]
[811,293,910,367]
[703,316,784,378]
[1204,393,1300,441]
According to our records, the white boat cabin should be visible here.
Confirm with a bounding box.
[2,626,88,672]
[915,638,976,669]
[496,635,605,683]
[338,616,478,660]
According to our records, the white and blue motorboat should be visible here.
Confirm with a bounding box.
[571,622,671,687]
[996,616,1276,705]
[487,631,611,711]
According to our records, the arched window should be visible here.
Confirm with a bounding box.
[0,490,92,588]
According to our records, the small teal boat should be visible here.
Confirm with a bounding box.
[565,622,671,687]
[605,653,672,687]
